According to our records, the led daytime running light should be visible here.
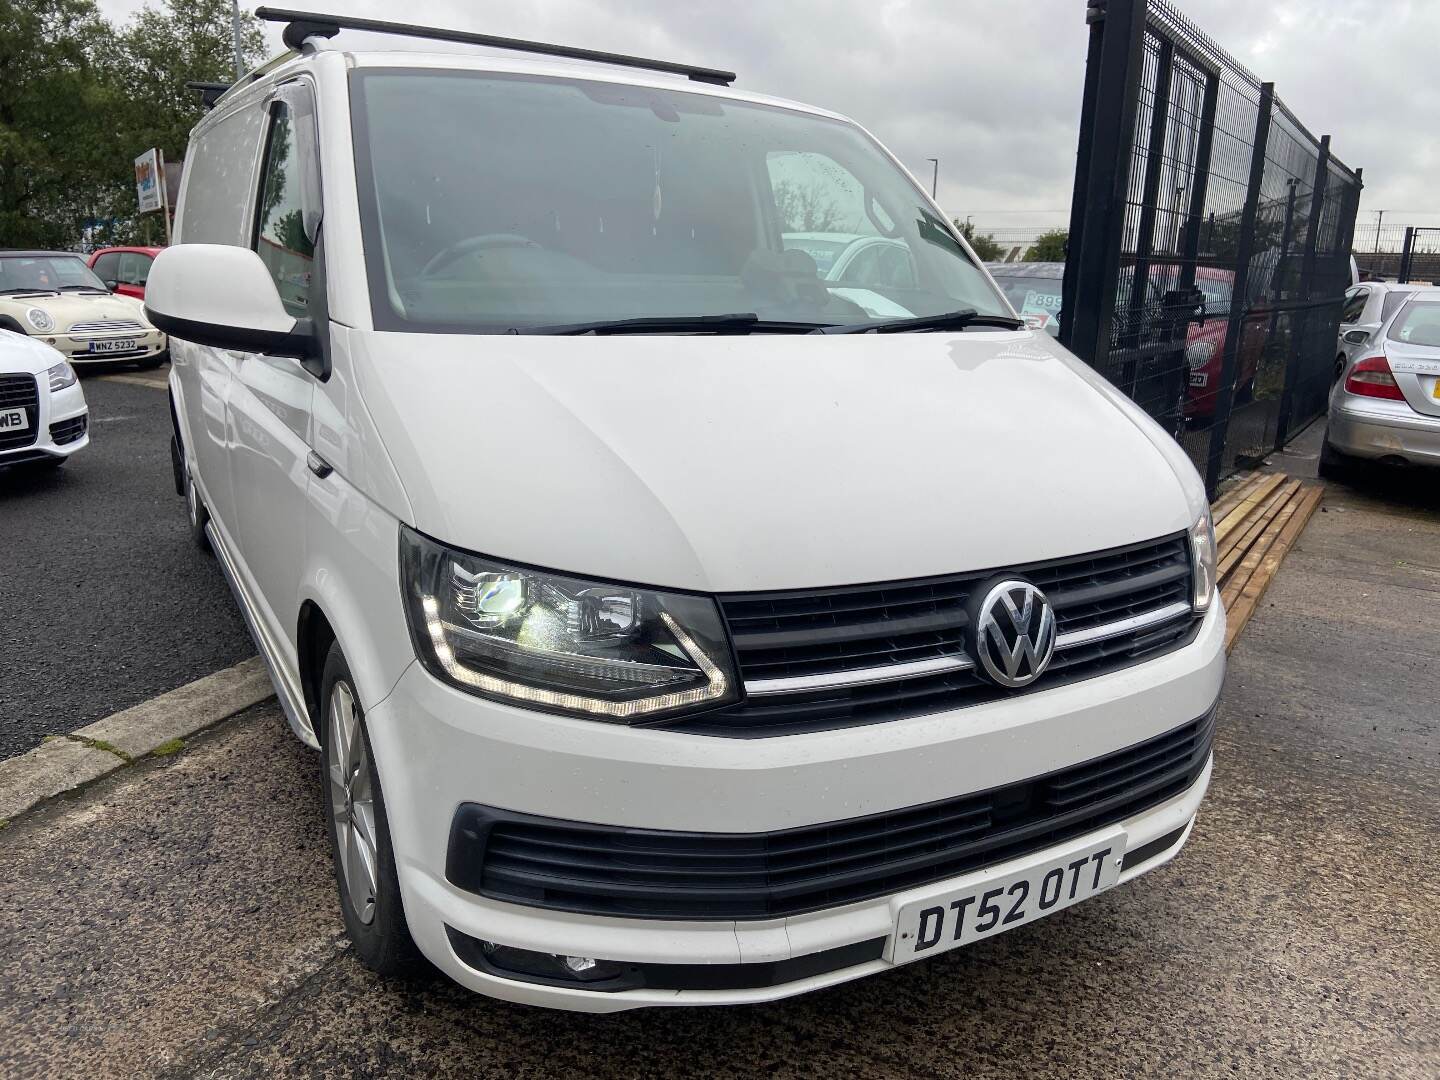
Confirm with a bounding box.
[423,597,728,718]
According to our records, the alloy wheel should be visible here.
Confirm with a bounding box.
[328,681,378,925]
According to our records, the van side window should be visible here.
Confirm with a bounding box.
[254,88,321,318]
[178,104,266,246]
[117,251,151,285]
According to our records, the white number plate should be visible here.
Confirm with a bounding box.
[87,338,137,353]
[891,830,1125,964]
[0,407,29,433]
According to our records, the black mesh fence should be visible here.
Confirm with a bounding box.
[1353,224,1440,283]
[1060,0,1361,495]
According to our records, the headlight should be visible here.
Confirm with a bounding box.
[1189,510,1216,613]
[1185,340,1217,370]
[399,526,737,721]
[46,361,76,392]
[25,308,55,332]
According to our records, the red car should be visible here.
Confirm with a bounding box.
[87,246,164,301]
[1182,267,1266,418]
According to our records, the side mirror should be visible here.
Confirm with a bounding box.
[1342,329,1370,346]
[103,279,118,290]
[144,244,316,360]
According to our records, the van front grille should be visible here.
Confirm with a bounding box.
[658,533,1198,737]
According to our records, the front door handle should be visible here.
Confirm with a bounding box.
[306,451,333,479]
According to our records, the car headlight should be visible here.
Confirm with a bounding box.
[1185,340,1216,370]
[46,361,76,392]
[399,526,737,721]
[1189,510,1216,613]
[26,308,55,332]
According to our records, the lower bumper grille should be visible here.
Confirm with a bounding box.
[448,705,1216,921]
[50,414,87,445]
[0,373,40,451]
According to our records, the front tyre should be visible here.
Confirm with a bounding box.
[320,643,423,977]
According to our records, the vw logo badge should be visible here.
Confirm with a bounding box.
[972,579,1057,688]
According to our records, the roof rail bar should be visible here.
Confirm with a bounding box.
[185,80,232,110]
[252,7,737,86]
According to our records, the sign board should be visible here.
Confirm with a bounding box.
[135,149,164,214]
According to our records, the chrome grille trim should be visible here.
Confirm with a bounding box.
[66,319,145,335]
[743,600,1195,697]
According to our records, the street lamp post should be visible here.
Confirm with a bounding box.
[926,158,939,200]
[232,0,245,81]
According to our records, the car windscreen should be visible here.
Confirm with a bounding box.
[0,255,108,293]
[1387,300,1440,347]
[350,70,1007,333]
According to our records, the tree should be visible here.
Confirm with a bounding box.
[0,0,268,249]
[1024,228,1069,263]
[106,0,267,168]
[954,218,1003,262]
[0,0,121,248]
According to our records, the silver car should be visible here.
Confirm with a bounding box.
[1323,286,1440,474]
[1335,281,1418,379]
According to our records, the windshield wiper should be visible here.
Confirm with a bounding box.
[509,313,823,336]
[812,309,1025,334]
[0,287,58,296]
[58,285,107,293]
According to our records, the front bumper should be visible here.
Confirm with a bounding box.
[45,328,166,365]
[1328,395,1440,465]
[0,377,89,465]
[366,599,1225,1011]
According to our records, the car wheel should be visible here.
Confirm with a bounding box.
[320,643,424,978]
[184,463,212,553]
[1334,354,1346,382]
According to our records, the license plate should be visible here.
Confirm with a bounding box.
[0,407,29,433]
[87,338,137,353]
[890,830,1124,964]
[1189,372,1209,387]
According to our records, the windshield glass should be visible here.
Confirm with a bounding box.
[351,71,1007,332]
[1387,300,1440,347]
[0,255,108,294]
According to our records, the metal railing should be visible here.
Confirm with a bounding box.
[1059,0,1361,495]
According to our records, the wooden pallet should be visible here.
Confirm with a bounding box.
[1211,473,1325,652]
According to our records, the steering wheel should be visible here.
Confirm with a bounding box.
[420,234,539,278]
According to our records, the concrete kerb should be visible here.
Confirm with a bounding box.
[0,657,274,823]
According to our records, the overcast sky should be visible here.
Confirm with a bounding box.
[99,0,1440,233]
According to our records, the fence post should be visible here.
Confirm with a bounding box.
[1274,134,1331,450]
[1125,38,1175,339]
[1060,0,1147,364]
[1399,226,1415,284]
[1202,81,1273,496]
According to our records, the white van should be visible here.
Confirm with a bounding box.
[148,12,1224,1012]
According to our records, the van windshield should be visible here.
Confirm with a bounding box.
[350,70,1007,333]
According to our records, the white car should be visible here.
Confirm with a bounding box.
[1337,281,1417,379]
[0,329,89,470]
[148,13,1224,1013]
[1324,286,1440,474]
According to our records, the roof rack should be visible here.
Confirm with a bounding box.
[252,7,737,86]
[185,81,232,110]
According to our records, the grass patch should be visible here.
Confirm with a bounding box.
[150,738,185,758]
[74,736,133,763]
